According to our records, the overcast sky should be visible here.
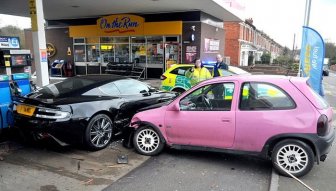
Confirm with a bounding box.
[0,0,335,49]
[242,0,336,48]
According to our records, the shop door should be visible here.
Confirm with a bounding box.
[164,43,180,71]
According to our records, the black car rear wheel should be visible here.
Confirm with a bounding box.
[84,114,113,151]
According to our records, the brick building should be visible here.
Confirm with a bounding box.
[224,19,282,66]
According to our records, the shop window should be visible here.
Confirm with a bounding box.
[113,37,129,43]
[86,37,99,44]
[131,44,146,64]
[101,37,129,43]
[100,44,114,63]
[74,38,85,44]
[101,37,113,43]
[86,45,100,62]
[147,36,164,66]
[131,36,145,44]
[74,45,86,62]
[131,37,146,64]
[115,44,129,63]
[165,36,178,42]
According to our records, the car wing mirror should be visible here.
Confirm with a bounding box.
[171,102,180,111]
[140,90,151,96]
[148,87,157,92]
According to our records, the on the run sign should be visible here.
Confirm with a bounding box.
[97,14,144,35]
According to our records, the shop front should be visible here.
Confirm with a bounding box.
[69,14,182,78]
[23,11,225,79]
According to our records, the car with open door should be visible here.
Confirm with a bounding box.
[129,75,334,177]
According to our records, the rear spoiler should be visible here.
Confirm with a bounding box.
[11,96,57,108]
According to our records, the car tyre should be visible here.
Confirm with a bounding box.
[84,114,113,151]
[133,126,164,156]
[271,139,314,177]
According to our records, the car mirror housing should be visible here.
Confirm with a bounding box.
[148,87,157,92]
[171,102,180,111]
[140,90,151,96]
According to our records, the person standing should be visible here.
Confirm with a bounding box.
[213,54,228,77]
[186,58,212,86]
[213,54,228,98]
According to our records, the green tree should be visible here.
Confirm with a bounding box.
[274,46,292,67]
[325,42,336,65]
[282,46,291,56]
[261,52,271,64]
[0,25,26,48]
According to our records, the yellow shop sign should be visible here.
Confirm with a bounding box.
[97,14,144,35]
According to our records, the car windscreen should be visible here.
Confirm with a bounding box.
[38,78,96,97]
[220,69,235,76]
[228,66,249,74]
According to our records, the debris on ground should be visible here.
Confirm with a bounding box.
[117,155,128,164]
[109,140,123,152]
[83,178,94,185]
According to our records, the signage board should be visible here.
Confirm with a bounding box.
[0,36,20,49]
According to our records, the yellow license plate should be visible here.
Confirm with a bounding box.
[17,105,36,116]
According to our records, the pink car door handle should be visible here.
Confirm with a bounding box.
[221,118,231,122]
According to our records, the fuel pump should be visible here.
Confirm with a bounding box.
[0,36,33,133]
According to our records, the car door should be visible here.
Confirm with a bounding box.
[165,81,237,148]
[235,82,298,151]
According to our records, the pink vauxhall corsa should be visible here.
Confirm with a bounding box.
[128,75,334,177]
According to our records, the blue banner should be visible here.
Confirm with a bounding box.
[300,26,325,95]
[0,36,20,49]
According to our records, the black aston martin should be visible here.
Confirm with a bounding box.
[11,75,176,150]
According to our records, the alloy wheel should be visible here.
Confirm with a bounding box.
[90,117,112,148]
[276,144,309,174]
[136,128,160,153]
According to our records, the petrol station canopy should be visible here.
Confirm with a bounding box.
[0,0,242,22]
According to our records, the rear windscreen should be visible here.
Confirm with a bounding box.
[38,78,96,98]
[307,83,329,109]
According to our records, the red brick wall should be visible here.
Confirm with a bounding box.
[224,22,240,66]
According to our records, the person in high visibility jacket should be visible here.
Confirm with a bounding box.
[186,58,212,86]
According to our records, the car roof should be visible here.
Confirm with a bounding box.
[202,75,293,84]
[169,64,248,73]
[73,74,127,83]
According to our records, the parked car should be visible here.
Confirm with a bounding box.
[11,75,176,150]
[323,63,329,76]
[129,75,334,177]
[160,64,249,93]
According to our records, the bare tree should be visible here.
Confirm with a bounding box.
[0,25,26,48]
